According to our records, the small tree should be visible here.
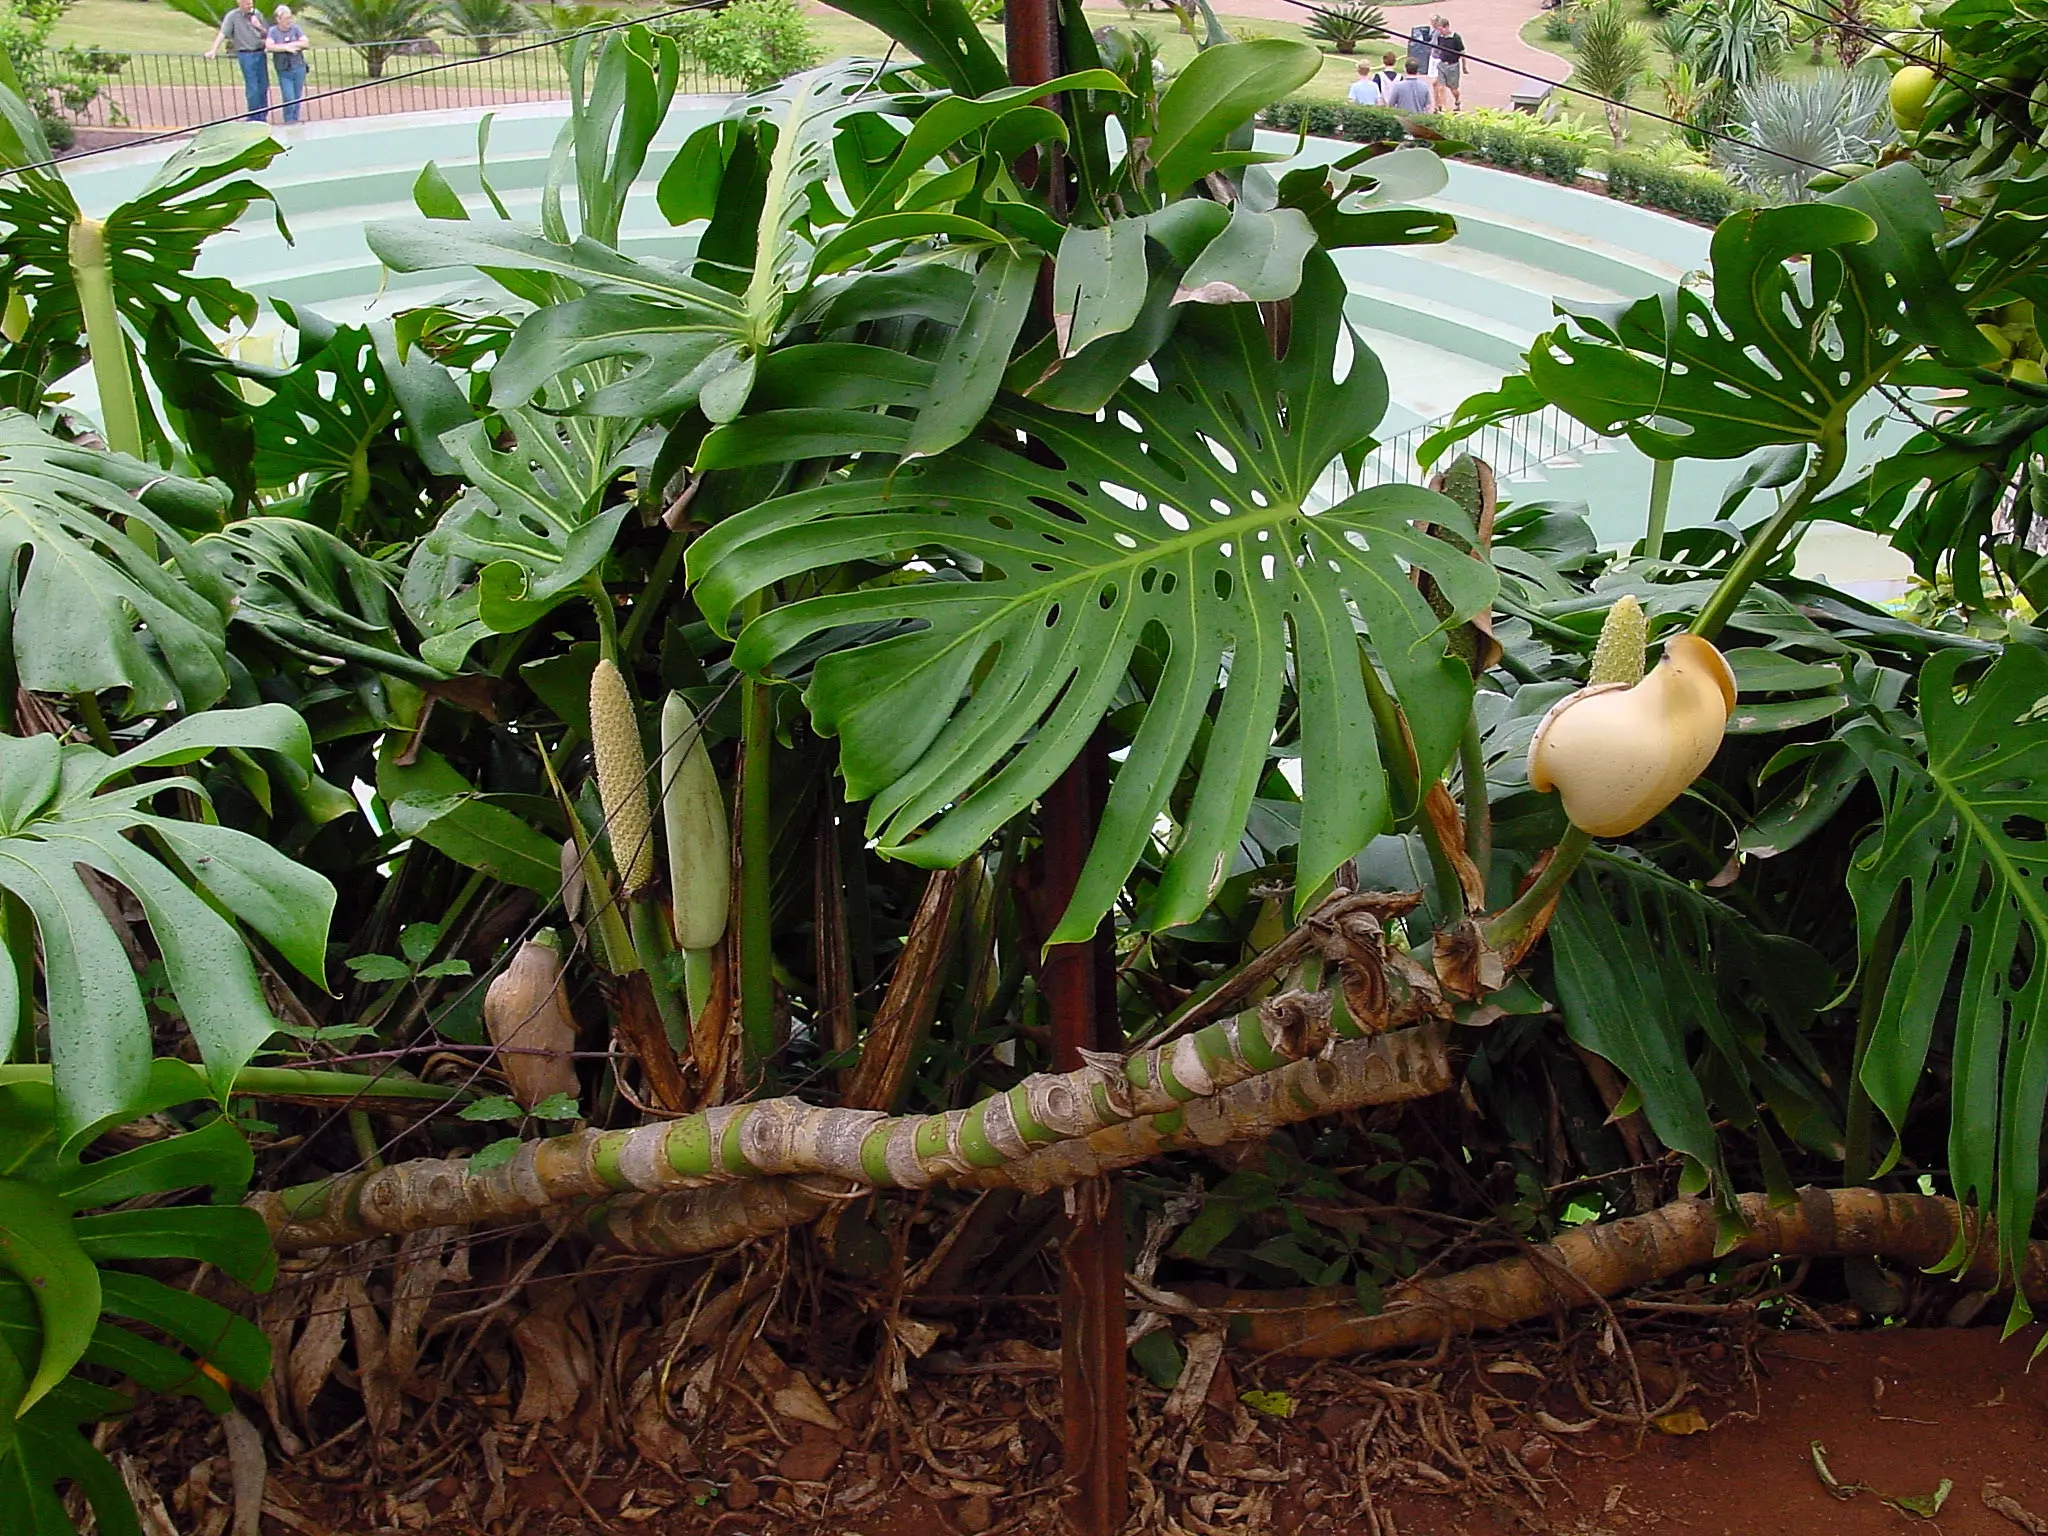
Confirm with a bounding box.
[661,0,822,89]
[306,0,444,77]
[1305,1,1387,56]
[1571,0,1651,151]
[0,0,121,146]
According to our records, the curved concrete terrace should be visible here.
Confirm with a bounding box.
[54,105,1908,590]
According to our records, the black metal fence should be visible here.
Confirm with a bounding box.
[49,33,739,131]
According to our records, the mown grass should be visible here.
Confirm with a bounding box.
[56,0,1375,103]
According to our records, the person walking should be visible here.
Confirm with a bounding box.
[1372,49,1401,95]
[1348,60,1383,106]
[1431,15,1465,111]
[1405,18,1437,78]
[266,6,309,124]
[1387,58,1433,112]
[204,0,271,122]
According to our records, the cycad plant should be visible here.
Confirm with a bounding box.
[1570,0,1652,151]
[1719,65,1892,199]
[439,0,528,53]
[305,0,445,76]
[1306,0,1388,55]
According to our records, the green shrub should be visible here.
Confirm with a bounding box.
[0,0,121,143]
[661,0,823,89]
[1260,97,1406,143]
[1541,4,1575,41]
[1262,97,1590,182]
[1604,151,1752,221]
[1418,110,1589,182]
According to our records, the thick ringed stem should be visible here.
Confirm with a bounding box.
[67,218,145,463]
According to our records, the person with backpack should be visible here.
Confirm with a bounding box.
[1387,58,1434,112]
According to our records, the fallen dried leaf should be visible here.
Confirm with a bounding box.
[1985,1481,2048,1533]
[778,1428,843,1483]
[957,1492,994,1533]
[1651,1409,1709,1437]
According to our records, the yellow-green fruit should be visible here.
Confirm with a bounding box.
[1589,594,1648,687]
[0,290,27,343]
[1890,64,1937,129]
[659,691,730,951]
[1980,323,2017,359]
[589,658,655,893]
[2013,358,2047,386]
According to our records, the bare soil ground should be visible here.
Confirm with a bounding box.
[126,1320,2048,1536]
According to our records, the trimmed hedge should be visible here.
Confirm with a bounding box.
[1421,112,1588,183]
[1604,153,1754,223]
[1260,97,1407,143]
[1260,96,1756,225]
[1259,97,1587,184]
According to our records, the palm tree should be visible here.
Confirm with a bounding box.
[439,0,528,54]
[306,0,444,76]
[1719,66,1893,201]
[1571,0,1652,152]
[1680,0,1788,95]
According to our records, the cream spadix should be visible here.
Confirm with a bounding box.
[1527,633,1737,838]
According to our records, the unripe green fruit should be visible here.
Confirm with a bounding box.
[2013,358,2047,386]
[1890,64,1937,129]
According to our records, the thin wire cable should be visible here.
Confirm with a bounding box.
[1287,0,1841,175]
[2,0,729,181]
[263,676,736,1189]
[1769,0,2040,124]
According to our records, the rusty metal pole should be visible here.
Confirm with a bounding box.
[1002,4,1129,1531]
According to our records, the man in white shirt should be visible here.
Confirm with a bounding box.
[1348,61,1383,106]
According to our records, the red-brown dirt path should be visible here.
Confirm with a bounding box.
[1386,1327,2048,1536]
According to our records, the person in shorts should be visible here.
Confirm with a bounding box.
[1432,15,1465,111]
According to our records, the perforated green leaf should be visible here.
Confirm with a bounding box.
[1847,644,2048,1296]
[1522,167,1969,460]
[690,253,1493,940]
[0,411,231,710]
[0,708,335,1144]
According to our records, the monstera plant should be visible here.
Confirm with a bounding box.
[9,0,2048,1529]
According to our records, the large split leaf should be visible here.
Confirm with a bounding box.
[0,117,286,410]
[690,253,1493,940]
[415,406,633,645]
[0,410,232,709]
[372,61,932,421]
[0,708,335,1144]
[1521,165,1972,461]
[195,517,448,683]
[0,1074,269,1536]
[1552,850,1834,1208]
[1846,644,2048,1295]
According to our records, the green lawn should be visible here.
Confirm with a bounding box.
[53,0,1365,104]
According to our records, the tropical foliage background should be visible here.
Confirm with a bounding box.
[0,0,2046,1527]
